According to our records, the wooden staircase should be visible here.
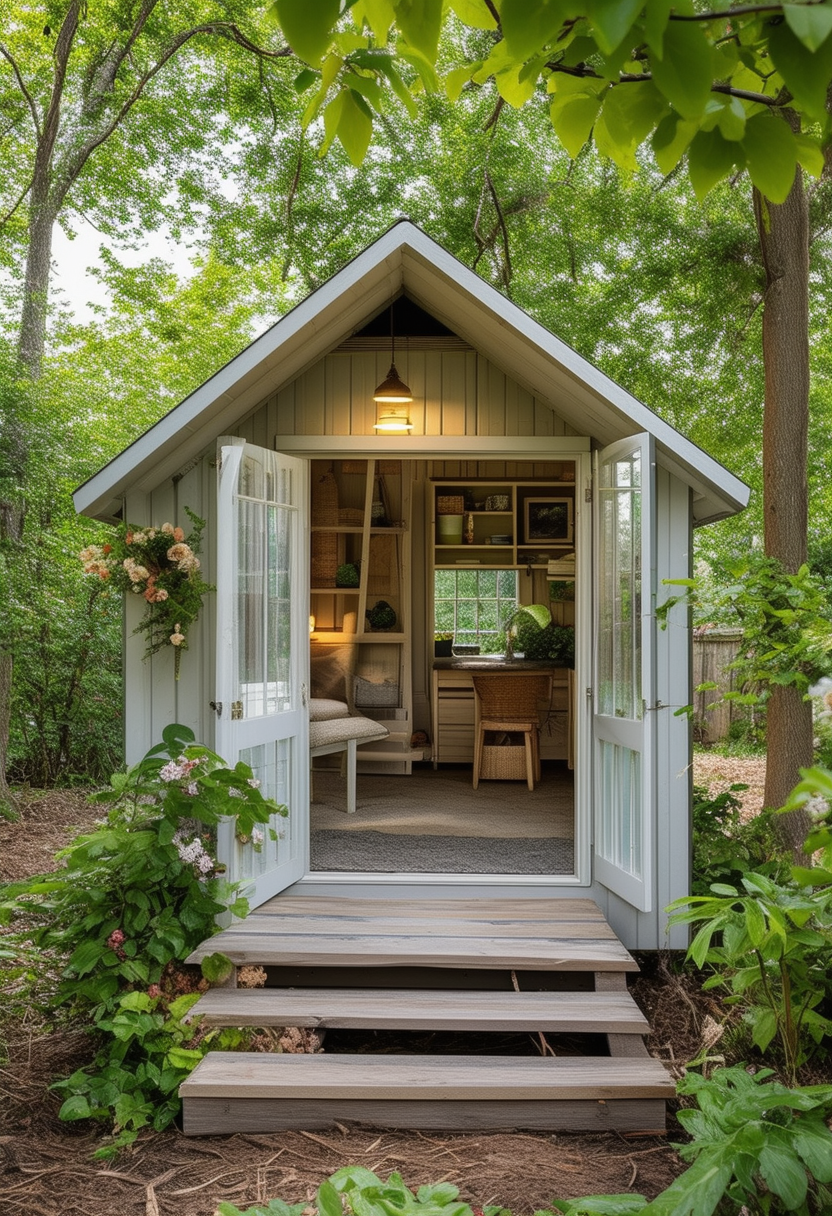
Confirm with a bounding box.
[181,897,673,1135]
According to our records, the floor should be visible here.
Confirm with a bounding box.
[309,761,575,875]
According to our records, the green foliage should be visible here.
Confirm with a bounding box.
[668,871,832,1085]
[690,783,784,897]
[0,723,285,1155]
[267,1,831,204]
[660,554,832,718]
[366,599,397,629]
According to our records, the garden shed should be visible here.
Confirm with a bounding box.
[74,222,749,1133]
[74,220,748,951]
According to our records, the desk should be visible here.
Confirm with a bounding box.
[431,662,573,769]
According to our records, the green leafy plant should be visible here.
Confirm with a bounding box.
[667,872,832,1085]
[336,562,360,588]
[659,557,832,718]
[690,783,784,896]
[79,508,212,679]
[1,723,285,1156]
[366,600,397,630]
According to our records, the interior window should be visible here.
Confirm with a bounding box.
[434,569,519,653]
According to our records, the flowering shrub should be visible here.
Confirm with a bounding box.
[0,723,287,1156]
[79,508,211,678]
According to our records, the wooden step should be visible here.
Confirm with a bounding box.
[186,897,637,972]
[190,986,650,1034]
[181,1052,673,1135]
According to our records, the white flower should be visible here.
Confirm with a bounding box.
[197,852,214,874]
[160,760,186,782]
[247,778,261,789]
[251,826,264,845]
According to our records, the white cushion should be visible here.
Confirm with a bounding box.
[309,698,350,722]
[309,717,389,749]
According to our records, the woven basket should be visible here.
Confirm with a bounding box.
[312,470,339,526]
[437,495,464,514]
[311,532,338,587]
[480,742,527,781]
[339,507,364,525]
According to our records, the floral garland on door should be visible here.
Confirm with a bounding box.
[80,507,212,679]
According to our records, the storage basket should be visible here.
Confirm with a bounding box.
[354,676,400,708]
[312,470,339,526]
[437,495,464,514]
[339,507,364,525]
[311,532,338,587]
[480,741,527,781]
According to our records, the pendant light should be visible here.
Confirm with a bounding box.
[373,302,413,432]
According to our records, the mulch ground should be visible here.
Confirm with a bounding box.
[0,769,760,1216]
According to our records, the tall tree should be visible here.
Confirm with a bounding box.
[264,0,832,845]
[0,0,293,808]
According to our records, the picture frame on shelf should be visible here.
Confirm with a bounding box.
[525,497,573,542]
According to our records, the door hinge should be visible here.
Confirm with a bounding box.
[231,700,244,721]
[209,701,222,717]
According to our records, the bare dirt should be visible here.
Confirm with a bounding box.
[0,767,762,1216]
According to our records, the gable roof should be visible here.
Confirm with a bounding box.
[74,220,749,524]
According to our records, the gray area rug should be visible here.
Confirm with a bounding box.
[310,829,574,874]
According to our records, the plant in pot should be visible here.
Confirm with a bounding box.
[501,603,552,660]
[434,631,454,657]
[510,607,575,667]
[366,600,397,631]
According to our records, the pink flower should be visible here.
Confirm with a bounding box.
[173,526,185,542]
[170,624,185,646]
[161,523,174,534]
[147,984,162,999]
[107,929,125,950]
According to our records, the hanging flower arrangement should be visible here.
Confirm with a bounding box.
[80,507,212,680]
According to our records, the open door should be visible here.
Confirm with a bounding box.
[215,440,309,909]
[592,434,656,912]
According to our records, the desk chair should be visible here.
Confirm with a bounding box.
[471,672,552,791]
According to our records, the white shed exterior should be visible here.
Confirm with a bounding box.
[74,222,749,951]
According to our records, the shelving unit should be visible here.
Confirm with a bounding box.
[309,459,424,774]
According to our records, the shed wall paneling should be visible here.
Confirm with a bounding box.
[147,480,178,750]
[168,459,210,748]
[234,350,577,442]
[124,491,153,764]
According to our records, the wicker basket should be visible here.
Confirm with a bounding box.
[312,470,339,526]
[437,495,464,514]
[480,741,528,781]
[311,532,338,587]
[339,507,364,525]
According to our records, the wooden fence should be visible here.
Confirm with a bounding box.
[691,628,745,744]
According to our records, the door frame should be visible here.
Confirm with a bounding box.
[277,436,593,892]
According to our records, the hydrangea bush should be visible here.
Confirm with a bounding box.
[1,724,286,1156]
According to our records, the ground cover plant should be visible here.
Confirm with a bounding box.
[0,723,284,1157]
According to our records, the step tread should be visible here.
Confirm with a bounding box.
[190,987,650,1033]
[187,932,635,971]
[180,1052,674,1101]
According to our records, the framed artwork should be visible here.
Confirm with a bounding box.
[525,497,573,542]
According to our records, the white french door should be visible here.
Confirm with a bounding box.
[215,440,309,909]
[592,434,656,912]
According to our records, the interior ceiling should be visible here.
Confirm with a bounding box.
[355,295,455,338]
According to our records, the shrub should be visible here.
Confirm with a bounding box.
[1,723,285,1155]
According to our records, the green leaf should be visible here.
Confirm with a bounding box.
[345,73,384,112]
[448,0,496,29]
[791,1118,832,1181]
[272,0,339,66]
[60,1094,92,1121]
[293,68,320,93]
[743,111,798,204]
[745,898,766,946]
[650,21,714,120]
[353,0,396,42]
[687,127,742,200]
[588,0,643,56]
[783,2,832,51]
[201,951,234,984]
[394,0,443,64]
[758,1141,809,1209]
[335,87,374,165]
[446,63,479,103]
[768,20,832,120]
[597,79,667,147]
[651,112,697,174]
[68,938,107,976]
[551,95,603,159]
[317,1180,343,1216]
[501,0,570,61]
[751,1006,778,1052]
[642,0,673,59]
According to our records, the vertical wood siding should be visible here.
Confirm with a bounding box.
[235,350,578,442]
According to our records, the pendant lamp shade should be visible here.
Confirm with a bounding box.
[373,302,413,431]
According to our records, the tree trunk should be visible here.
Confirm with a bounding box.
[0,651,15,815]
[753,168,813,854]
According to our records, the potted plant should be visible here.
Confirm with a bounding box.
[501,602,553,660]
[434,631,454,657]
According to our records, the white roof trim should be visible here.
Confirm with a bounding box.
[73,221,749,524]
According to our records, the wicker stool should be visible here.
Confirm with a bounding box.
[471,672,552,792]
